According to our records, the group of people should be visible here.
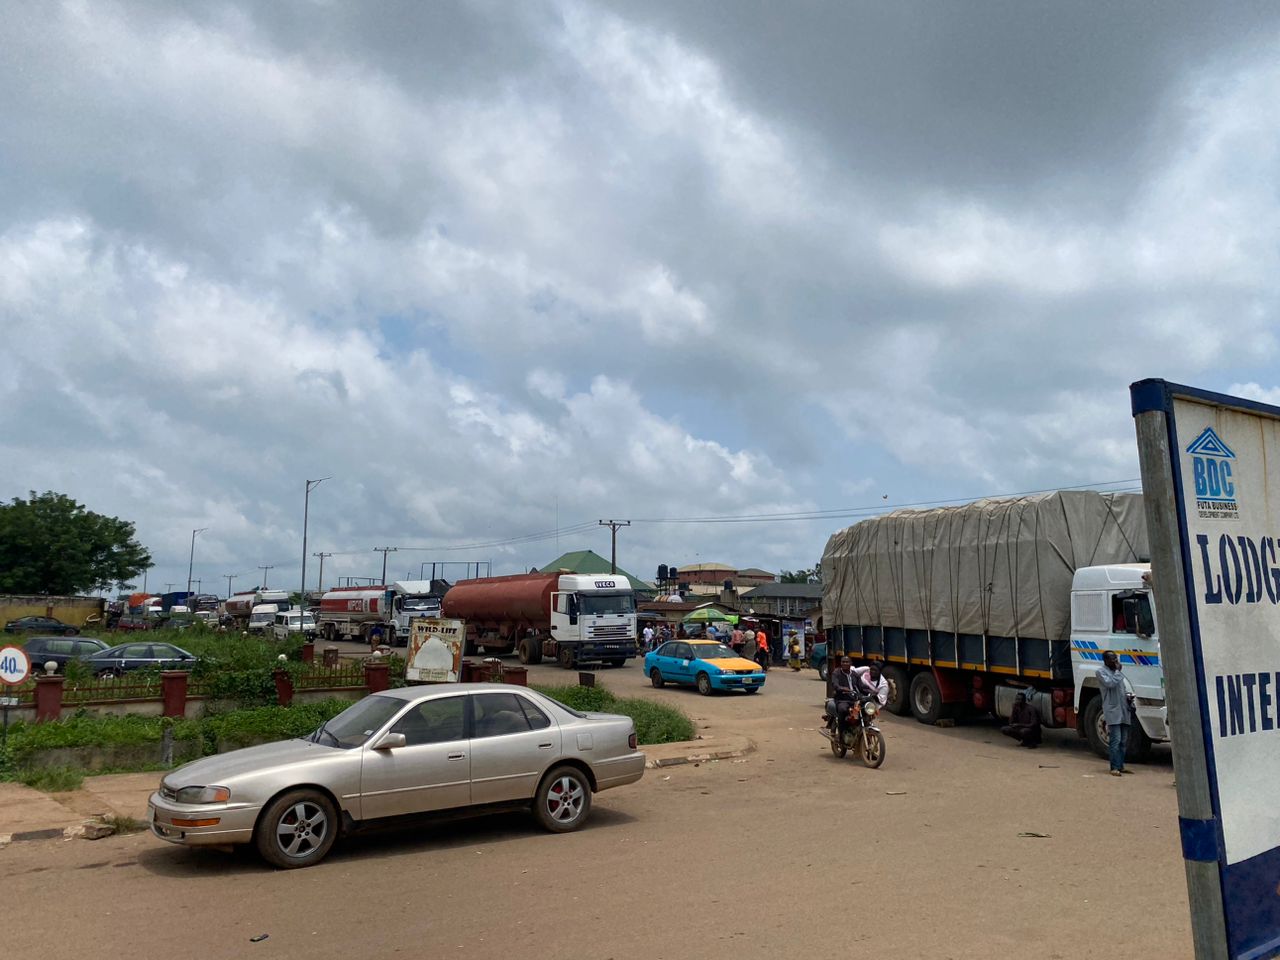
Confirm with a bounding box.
[1000,647,1137,775]
[641,620,807,673]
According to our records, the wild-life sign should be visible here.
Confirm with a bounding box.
[405,618,465,683]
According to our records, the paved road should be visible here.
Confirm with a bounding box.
[4,664,1192,959]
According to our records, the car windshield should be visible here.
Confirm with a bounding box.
[579,592,635,615]
[690,642,738,660]
[401,598,438,611]
[314,695,405,749]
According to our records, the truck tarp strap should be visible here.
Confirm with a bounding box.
[1178,816,1221,863]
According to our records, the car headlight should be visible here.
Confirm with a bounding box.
[175,785,231,804]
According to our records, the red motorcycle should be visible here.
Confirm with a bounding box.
[821,696,886,767]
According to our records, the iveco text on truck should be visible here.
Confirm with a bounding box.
[821,491,1168,761]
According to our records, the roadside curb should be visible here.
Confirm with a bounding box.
[643,736,755,768]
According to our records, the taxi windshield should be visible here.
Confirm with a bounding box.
[690,642,738,660]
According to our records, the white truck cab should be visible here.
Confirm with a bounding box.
[549,574,637,667]
[248,603,279,633]
[1069,563,1167,758]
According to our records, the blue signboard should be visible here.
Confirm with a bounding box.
[1132,379,1280,959]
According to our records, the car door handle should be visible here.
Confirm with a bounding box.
[447,752,466,760]
[538,742,553,749]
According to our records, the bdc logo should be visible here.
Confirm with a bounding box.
[1186,427,1239,520]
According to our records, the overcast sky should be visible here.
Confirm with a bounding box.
[3,1,1279,595]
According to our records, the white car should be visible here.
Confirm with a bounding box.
[272,611,317,641]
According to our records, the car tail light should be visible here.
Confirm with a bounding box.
[628,732,637,750]
[1051,688,1068,706]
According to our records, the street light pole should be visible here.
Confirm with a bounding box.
[187,527,208,598]
[300,477,330,610]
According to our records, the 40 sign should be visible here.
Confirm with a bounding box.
[0,646,31,686]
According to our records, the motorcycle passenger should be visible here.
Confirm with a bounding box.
[854,662,889,707]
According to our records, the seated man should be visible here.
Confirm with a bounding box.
[1001,692,1043,749]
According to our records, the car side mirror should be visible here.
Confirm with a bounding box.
[372,732,406,751]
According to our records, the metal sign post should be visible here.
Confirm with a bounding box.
[1132,379,1280,960]
[0,645,32,750]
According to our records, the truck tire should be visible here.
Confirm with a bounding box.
[386,626,397,648]
[1084,697,1154,763]
[517,637,536,665]
[1083,697,1108,760]
[558,647,575,669]
[817,660,829,682]
[882,665,911,716]
[909,672,944,725]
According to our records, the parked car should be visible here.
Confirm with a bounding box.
[148,684,646,868]
[21,636,110,673]
[643,639,766,695]
[3,616,79,636]
[87,642,197,678]
[272,611,318,641]
[113,614,156,632]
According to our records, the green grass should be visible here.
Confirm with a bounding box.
[19,766,84,792]
[532,685,695,745]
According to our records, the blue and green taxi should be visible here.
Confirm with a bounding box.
[643,639,766,695]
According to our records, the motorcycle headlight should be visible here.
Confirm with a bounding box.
[175,785,231,804]
[864,702,878,718]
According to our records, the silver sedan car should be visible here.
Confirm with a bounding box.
[148,684,645,868]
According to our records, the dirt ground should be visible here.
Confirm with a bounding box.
[1,662,1192,959]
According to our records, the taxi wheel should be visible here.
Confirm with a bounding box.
[650,669,665,688]
[696,672,713,696]
[744,686,761,694]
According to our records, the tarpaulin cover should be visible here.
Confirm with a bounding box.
[821,492,1147,642]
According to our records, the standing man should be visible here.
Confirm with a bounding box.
[730,624,744,655]
[1097,650,1135,776]
[756,627,770,671]
[642,623,655,652]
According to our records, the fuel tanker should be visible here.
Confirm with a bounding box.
[441,572,637,668]
[315,580,443,647]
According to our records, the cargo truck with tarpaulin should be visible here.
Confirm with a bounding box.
[821,491,1169,760]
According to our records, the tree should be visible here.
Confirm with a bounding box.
[779,562,823,584]
[0,491,152,595]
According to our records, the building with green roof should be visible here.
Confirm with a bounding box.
[539,550,653,594]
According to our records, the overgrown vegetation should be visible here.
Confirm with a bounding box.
[0,699,355,782]
[532,685,695,744]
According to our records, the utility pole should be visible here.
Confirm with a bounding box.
[258,565,274,588]
[164,583,177,592]
[313,552,332,592]
[223,573,237,598]
[374,547,398,585]
[187,527,208,598]
[300,477,330,615]
[597,520,631,574]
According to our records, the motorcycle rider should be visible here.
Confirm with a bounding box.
[827,658,887,726]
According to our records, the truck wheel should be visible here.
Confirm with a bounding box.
[518,638,536,665]
[882,665,911,716]
[909,672,943,725]
[558,647,575,669]
[386,627,397,648]
[817,661,829,682]
[605,658,625,667]
[650,668,665,688]
[1083,697,1109,760]
[696,672,713,696]
[1127,722,1154,763]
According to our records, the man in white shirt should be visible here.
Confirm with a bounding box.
[641,624,655,651]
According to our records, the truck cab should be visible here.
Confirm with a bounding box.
[549,575,637,667]
[1069,563,1167,759]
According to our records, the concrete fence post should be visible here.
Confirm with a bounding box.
[364,660,390,694]
[273,668,294,707]
[34,675,65,722]
[160,670,189,718]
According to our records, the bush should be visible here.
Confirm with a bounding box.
[20,766,84,792]
[532,685,617,713]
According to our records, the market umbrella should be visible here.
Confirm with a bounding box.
[682,608,738,624]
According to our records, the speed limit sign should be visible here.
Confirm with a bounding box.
[0,646,31,686]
